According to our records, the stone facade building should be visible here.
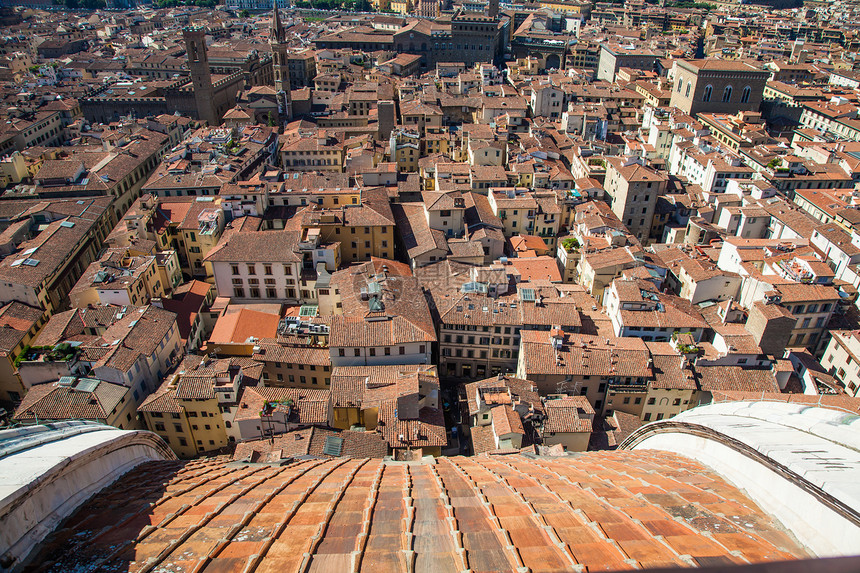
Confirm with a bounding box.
[670,60,770,116]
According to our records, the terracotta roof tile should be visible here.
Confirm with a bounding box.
[543,396,594,433]
[13,378,128,421]
[234,385,331,425]
[33,452,810,572]
[520,331,652,378]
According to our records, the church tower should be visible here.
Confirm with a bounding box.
[270,1,292,123]
[183,26,218,126]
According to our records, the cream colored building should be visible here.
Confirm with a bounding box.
[280,130,344,172]
[821,330,860,397]
[69,248,166,308]
[541,396,594,452]
[139,357,264,457]
[517,329,652,413]
[604,157,668,243]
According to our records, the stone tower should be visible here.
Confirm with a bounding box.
[183,26,218,126]
[378,100,395,140]
[270,0,292,123]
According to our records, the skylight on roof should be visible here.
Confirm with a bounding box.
[323,436,343,456]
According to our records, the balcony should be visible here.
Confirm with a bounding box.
[608,379,647,393]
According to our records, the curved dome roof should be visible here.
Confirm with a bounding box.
[621,401,860,557]
[0,421,175,571]
[10,401,860,572]
[27,449,808,572]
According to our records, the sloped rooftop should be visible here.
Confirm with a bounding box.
[29,450,809,572]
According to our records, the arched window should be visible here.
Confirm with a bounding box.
[722,85,733,102]
[741,85,751,104]
[702,84,712,102]
[677,79,682,93]
[685,81,691,97]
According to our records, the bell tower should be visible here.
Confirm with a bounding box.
[183,26,218,126]
[270,0,292,123]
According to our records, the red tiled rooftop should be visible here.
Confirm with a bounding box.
[31,451,810,572]
[209,307,281,345]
